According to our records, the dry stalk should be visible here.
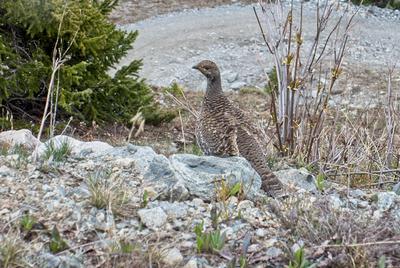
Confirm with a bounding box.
[255,0,357,160]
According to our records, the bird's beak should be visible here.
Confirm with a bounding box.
[192,65,199,70]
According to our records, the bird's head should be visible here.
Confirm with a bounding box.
[192,60,220,81]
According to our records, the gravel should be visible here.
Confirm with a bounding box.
[114,1,400,95]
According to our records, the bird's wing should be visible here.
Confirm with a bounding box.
[226,101,284,197]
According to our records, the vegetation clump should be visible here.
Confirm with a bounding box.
[0,0,174,130]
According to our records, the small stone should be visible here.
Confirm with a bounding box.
[349,189,366,198]
[329,195,343,210]
[184,258,198,268]
[238,200,254,210]
[393,182,400,195]
[0,166,12,177]
[266,247,283,258]
[192,198,204,207]
[255,228,267,237]
[163,247,183,266]
[291,240,304,253]
[180,240,194,248]
[376,192,397,211]
[230,81,246,90]
[247,244,261,253]
[138,207,167,228]
[159,201,188,218]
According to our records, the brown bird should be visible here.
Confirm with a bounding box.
[193,60,284,198]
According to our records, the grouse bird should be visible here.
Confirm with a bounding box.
[193,60,284,197]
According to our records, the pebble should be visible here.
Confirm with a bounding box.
[138,207,168,228]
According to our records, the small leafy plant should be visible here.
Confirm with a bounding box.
[288,247,317,268]
[215,180,244,202]
[315,173,326,192]
[194,221,226,254]
[141,190,149,208]
[49,226,68,254]
[43,139,72,162]
[20,214,36,232]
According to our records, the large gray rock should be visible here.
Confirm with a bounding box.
[35,135,112,157]
[274,168,316,192]
[169,154,262,200]
[0,129,41,150]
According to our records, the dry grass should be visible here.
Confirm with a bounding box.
[86,168,130,215]
[0,232,29,268]
[269,196,400,267]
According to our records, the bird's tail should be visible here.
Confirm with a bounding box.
[236,127,284,198]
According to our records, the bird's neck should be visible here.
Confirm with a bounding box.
[206,75,223,97]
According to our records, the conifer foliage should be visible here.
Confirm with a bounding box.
[0,0,173,126]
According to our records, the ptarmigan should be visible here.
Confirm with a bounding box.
[193,60,284,197]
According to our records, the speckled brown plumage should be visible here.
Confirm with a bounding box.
[193,60,284,197]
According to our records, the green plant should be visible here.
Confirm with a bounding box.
[20,213,36,232]
[215,180,244,202]
[288,247,317,268]
[315,173,326,192]
[141,190,149,208]
[0,0,174,127]
[49,226,68,254]
[43,139,71,162]
[194,221,226,254]
[378,255,386,268]
[8,144,30,169]
[190,143,203,156]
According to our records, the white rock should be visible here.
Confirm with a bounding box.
[158,201,188,218]
[183,258,198,268]
[376,192,397,211]
[0,129,41,149]
[35,135,112,157]
[138,207,167,228]
[238,200,254,210]
[163,247,183,266]
[255,228,267,237]
[266,247,283,258]
[275,168,316,192]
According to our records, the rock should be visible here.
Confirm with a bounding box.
[274,168,316,192]
[35,135,112,157]
[266,247,283,258]
[255,228,267,237]
[222,70,238,83]
[163,247,183,266]
[158,201,189,218]
[37,254,83,268]
[126,145,180,190]
[329,195,343,210]
[0,129,41,150]
[169,154,261,200]
[138,207,167,228]
[183,258,198,268]
[376,192,397,211]
[349,189,367,199]
[230,81,246,90]
[393,182,400,195]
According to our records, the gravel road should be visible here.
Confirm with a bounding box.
[114,1,400,92]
